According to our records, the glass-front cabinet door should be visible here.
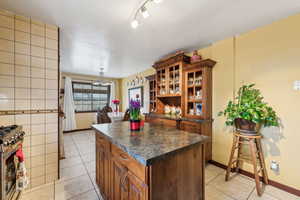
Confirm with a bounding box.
[167,64,181,96]
[185,69,203,118]
[156,69,166,96]
[157,64,182,97]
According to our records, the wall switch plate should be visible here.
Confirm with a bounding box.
[294,81,300,91]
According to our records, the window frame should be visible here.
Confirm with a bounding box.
[72,81,111,113]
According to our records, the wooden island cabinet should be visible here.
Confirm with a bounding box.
[93,122,209,200]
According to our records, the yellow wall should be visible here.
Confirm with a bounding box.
[120,13,300,190]
[61,72,121,129]
[211,13,300,190]
[120,68,155,112]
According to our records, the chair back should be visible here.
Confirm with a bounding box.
[97,105,112,124]
[123,109,130,121]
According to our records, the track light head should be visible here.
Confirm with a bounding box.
[130,0,164,28]
[131,19,139,29]
[141,6,150,18]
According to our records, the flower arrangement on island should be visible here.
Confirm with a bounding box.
[129,99,141,131]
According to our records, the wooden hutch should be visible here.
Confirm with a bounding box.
[146,52,216,161]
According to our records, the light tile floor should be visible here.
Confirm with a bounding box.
[21,130,300,200]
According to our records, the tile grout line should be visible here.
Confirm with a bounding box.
[53,178,56,200]
[206,180,239,200]
[206,171,254,200]
[205,168,225,185]
[43,21,47,185]
[59,131,100,199]
[13,13,16,139]
[29,15,33,190]
[71,131,102,200]
[246,187,256,200]
[54,133,78,200]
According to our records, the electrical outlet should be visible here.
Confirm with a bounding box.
[294,81,300,91]
[270,160,279,172]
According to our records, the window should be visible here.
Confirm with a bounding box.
[72,82,110,112]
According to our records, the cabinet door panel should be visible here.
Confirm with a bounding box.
[103,152,110,199]
[111,160,129,200]
[96,135,111,199]
[121,177,129,200]
[96,141,105,193]
[127,171,148,200]
[96,142,100,184]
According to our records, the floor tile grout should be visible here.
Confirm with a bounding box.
[53,178,56,200]
[70,132,101,200]
[56,134,75,200]
[56,133,98,200]
[246,187,256,200]
[205,168,225,185]
[207,178,240,200]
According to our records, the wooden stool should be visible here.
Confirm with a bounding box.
[225,132,269,196]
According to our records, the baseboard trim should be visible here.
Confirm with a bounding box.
[63,128,92,133]
[208,160,300,197]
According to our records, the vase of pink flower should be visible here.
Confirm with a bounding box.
[112,99,120,114]
[129,99,141,131]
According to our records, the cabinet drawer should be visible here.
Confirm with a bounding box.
[111,144,147,182]
[147,117,177,127]
[180,121,201,134]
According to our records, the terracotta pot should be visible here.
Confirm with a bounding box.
[234,118,261,135]
[130,120,140,131]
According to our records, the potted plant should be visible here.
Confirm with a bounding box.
[129,99,141,131]
[218,84,279,135]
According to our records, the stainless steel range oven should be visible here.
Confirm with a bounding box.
[0,125,25,200]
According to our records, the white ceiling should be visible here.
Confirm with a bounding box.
[1,0,300,78]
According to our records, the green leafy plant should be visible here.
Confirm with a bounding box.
[218,84,279,127]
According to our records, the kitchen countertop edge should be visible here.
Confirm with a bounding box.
[92,124,210,166]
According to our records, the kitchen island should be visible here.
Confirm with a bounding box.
[92,121,210,200]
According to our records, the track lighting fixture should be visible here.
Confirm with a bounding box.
[131,0,164,29]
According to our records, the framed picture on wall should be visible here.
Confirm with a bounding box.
[128,86,144,106]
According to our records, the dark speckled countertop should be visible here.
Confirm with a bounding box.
[92,121,210,166]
